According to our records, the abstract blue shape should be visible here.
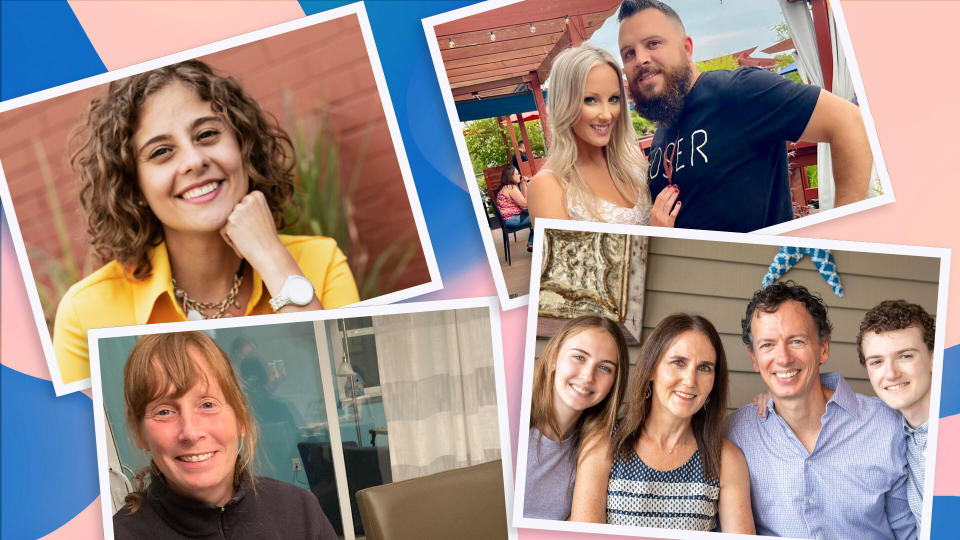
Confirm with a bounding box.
[938,343,960,418]
[1,365,99,538]
[0,0,106,100]
[931,496,960,539]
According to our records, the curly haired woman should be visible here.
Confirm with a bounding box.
[54,60,359,385]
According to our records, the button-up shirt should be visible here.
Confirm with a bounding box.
[54,235,359,385]
[903,419,927,528]
[727,372,915,540]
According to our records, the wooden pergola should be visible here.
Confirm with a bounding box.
[435,0,621,177]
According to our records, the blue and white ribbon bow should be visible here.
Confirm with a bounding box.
[761,246,843,297]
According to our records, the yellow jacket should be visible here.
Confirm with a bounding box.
[53,235,359,385]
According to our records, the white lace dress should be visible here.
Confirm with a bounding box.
[540,168,651,225]
[566,190,651,225]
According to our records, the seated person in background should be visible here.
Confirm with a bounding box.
[571,314,753,533]
[728,282,915,539]
[858,300,936,529]
[113,331,336,539]
[496,164,533,250]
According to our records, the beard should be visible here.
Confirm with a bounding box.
[629,61,693,127]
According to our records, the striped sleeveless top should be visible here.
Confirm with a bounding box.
[606,448,719,530]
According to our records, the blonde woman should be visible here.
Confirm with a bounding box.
[529,44,679,226]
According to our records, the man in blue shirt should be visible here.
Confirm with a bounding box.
[857,300,935,530]
[617,0,873,232]
[727,282,915,539]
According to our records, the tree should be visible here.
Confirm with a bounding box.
[772,22,803,83]
[631,109,655,135]
[696,54,740,73]
[462,116,546,175]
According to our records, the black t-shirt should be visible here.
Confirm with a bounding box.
[646,67,821,232]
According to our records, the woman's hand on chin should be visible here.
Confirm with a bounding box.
[219,190,287,268]
[649,185,681,227]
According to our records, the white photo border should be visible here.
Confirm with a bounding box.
[514,218,949,540]
[0,2,442,396]
[89,296,518,540]
[420,0,895,308]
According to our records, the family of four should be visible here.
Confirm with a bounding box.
[525,282,931,539]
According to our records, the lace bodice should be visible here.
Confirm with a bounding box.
[539,168,651,225]
[566,191,651,225]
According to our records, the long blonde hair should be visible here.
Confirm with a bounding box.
[546,44,650,218]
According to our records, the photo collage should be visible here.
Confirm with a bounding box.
[0,1,956,539]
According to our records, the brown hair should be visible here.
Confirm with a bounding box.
[530,316,629,460]
[611,314,727,482]
[122,331,258,512]
[70,59,298,279]
[742,281,832,350]
[499,164,520,190]
[857,299,936,365]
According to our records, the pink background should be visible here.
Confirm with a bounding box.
[0,1,956,538]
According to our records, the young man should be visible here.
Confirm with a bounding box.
[616,0,872,232]
[858,300,935,528]
[727,282,915,539]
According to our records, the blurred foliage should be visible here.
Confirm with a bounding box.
[806,165,818,188]
[463,117,545,175]
[696,54,740,73]
[282,120,417,300]
[29,139,91,326]
[631,109,655,135]
[775,54,803,83]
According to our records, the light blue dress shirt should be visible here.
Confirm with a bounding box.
[727,372,915,540]
[903,419,927,528]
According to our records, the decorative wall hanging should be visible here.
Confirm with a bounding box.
[762,246,844,297]
[537,231,647,343]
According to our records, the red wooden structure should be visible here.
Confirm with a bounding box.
[782,0,837,210]
[436,0,620,174]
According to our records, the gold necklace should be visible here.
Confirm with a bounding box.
[172,266,244,320]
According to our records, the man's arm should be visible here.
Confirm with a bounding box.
[885,453,917,539]
[798,89,873,206]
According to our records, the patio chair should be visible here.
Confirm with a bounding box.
[486,186,529,266]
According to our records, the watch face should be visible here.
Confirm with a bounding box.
[287,275,314,305]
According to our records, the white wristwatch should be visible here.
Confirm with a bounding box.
[269,275,315,311]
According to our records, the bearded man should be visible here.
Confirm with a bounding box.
[618,0,872,232]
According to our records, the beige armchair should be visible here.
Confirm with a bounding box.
[355,459,508,540]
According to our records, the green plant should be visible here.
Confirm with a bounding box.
[281,117,417,300]
[696,54,740,73]
[630,109,655,135]
[463,117,545,175]
[806,165,819,189]
[28,138,91,325]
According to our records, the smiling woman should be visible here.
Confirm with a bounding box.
[569,313,755,533]
[524,316,630,520]
[114,331,336,539]
[526,44,680,227]
[53,60,360,386]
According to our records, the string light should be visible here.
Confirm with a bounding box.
[448,38,455,49]
[490,30,496,41]
[530,22,536,33]
[564,15,570,25]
